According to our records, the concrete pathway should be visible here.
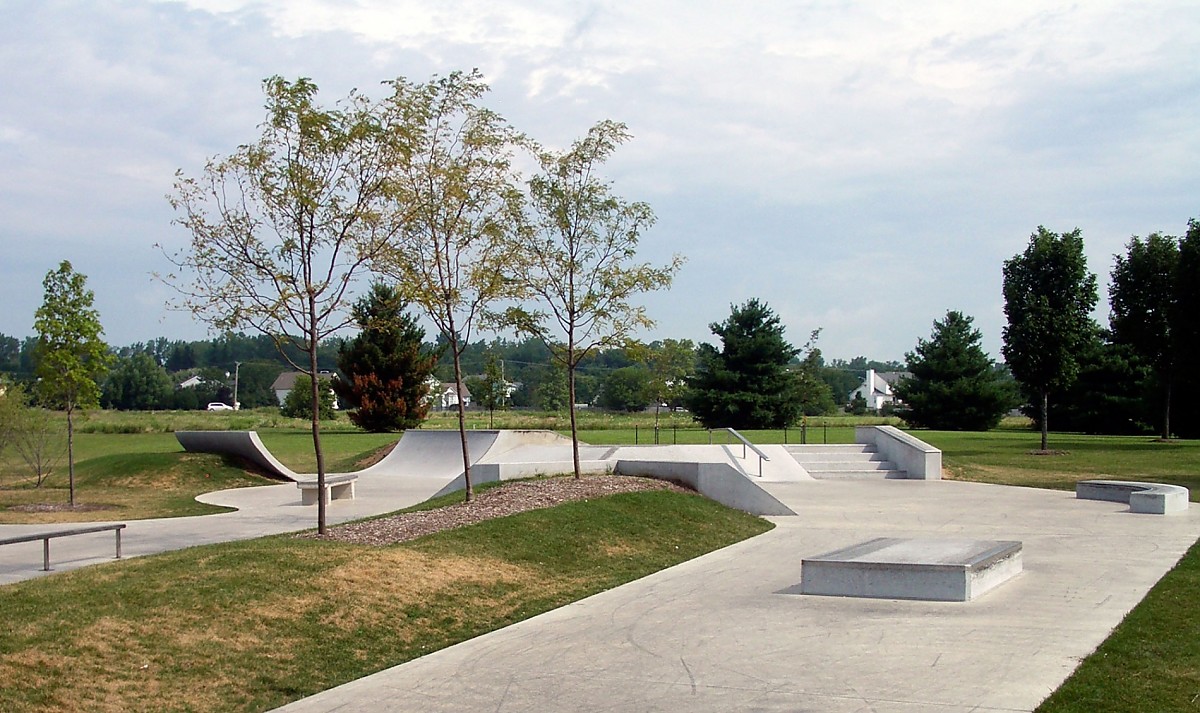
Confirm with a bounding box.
[271,479,1200,713]
[0,472,456,585]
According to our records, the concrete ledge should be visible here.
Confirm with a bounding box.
[296,474,358,506]
[1076,479,1189,515]
[613,460,796,516]
[855,426,942,480]
[800,538,1023,601]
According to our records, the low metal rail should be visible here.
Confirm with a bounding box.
[0,523,126,571]
[725,428,771,477]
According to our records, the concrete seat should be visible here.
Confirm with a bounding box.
[296,473,358,506]
[1075,479,1189,515]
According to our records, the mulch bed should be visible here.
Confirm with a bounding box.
[304,475,691,547]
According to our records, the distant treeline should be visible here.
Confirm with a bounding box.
[0,330,898,415]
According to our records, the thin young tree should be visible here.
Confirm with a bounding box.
[502,120,682,478]
[33,261,111,506]
[1002,227,1099,451]
[164,76,396,534]
[374,70,521,501]
[465,351,507,428]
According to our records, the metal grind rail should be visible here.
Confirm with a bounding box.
[0,523,127,571]
[725,428,770,477]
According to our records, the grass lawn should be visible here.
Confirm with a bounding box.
[0,488,772,713]
[0,430,400,524]
[920,430,1200,500]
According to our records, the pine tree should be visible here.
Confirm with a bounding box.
[333,284,438,432]
[685,299,809,429]
[894,311,1013,431]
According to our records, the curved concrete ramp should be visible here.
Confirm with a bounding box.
[357,430,501,479]
[175,431,301,480]
[176,429,506,481]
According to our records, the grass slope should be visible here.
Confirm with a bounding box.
[0,489,772,713]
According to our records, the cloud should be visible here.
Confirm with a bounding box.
[0,0,1196,362]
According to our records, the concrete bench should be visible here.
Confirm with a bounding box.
[1076,480,1189,515]
[296,474,358,506]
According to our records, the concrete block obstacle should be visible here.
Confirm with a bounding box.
[1076,480,1190,514]
[296,474,358,506]
[799,537,1023,602]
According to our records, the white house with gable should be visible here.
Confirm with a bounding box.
[849,369,910,410]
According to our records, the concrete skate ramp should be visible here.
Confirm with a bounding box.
[176,431,301,481]
[357,430,501,479]
[176,429,506,481]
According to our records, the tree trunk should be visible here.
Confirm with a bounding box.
[452,346,473,502]
[1040,390,1049,452]
[568,355,581,480]
[66,403,75,508]
[1162,376,1172,440]
[310,330,327,535]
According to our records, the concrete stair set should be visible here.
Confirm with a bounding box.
[785,443,907,479]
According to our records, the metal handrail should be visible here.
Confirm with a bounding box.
[0,523,126,571]
[725,428,770,477]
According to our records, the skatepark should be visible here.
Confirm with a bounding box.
[0,428,1196,711]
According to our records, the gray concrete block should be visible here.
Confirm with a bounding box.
[800,537,1023,601]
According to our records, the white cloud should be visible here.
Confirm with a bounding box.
[0,0,1196,361]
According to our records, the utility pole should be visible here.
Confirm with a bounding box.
[233,361,241,410]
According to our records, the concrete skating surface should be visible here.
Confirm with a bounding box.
[4,432,1198,711]
[272,479,1200,713]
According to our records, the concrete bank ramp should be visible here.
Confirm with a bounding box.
[611,444,798,516]
[175,429,502,481]
[358,430,499,479]
[176,431,301,480]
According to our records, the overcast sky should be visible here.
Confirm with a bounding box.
[2,1,1197,363]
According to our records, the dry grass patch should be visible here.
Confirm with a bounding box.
[0,487,772,713]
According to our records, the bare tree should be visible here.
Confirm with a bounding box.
[163,77,396,533]
[503,121,683,478]
[11,406,66,488]
[374,71,521,502]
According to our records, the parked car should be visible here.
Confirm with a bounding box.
[206,402,234,411]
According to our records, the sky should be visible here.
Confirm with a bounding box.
[2,0,1197,363]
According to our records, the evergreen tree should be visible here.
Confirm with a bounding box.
[334,284,438,432]
[685,299,809,429]
[1002,227,1099,451]
[1024,334,1153,435]
[894,311,1014,430]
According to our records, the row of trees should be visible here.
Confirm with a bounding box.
[1001,222,1200,446]
[163,71,680,530]
[889,220,1200,444]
